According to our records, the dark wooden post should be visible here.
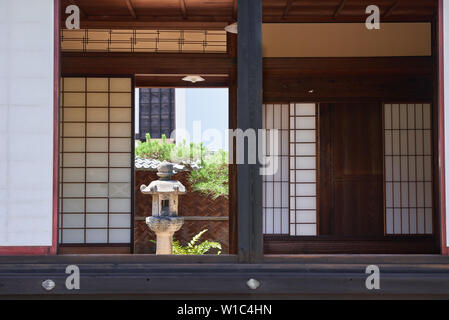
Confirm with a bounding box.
[438,0,448,255]
[228,31,238,255]
[237,0,263,262]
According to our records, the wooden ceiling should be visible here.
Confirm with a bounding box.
[61,0,237,29]
[61,0,437,29]
[264,0,437,23]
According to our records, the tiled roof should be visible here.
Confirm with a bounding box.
[135,157,200,171]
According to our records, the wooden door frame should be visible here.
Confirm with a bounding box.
[59,44,239,255]
[438,0,448,255]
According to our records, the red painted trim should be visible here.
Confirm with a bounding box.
[51,0,60,255]
[439,0,448,255]
[0,247,53,256]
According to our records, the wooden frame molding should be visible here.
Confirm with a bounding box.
[61,53,233,76]
[1,255,449,298]
[263,57,434,103]
[438,0,448,255]
[264,236,438,254]
[52,0,60,255]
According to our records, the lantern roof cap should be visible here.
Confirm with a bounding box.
[140,180,186,194]
[140,161,186,194]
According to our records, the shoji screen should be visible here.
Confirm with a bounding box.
[59,77,133,244]
[262,103,318,236]
[0,0,55,246]
[262,104,290,234]
[384,104,433,235]
[289,104,318,236]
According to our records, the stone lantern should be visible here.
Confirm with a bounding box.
[140,161,186,255]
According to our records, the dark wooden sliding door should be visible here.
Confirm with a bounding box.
[319,103,384,237]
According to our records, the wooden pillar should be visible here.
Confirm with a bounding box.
[237,0,263,262]
[228,31,238,255]
[439,0,448,255]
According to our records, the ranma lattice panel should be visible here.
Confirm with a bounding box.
[61,29,227,53]
[59,77,133,245]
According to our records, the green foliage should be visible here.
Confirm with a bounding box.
[135,133,206,163]
[136,133,229,199]
[151,229,222,255]
[188,150,228,199]
[135,134,174,161]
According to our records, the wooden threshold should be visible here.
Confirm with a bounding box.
[58,246,132,255]
[1,255,449,298]
[264,236,438,255]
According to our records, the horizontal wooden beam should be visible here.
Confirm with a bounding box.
[264,236,437,254]
[61,52,234,76]
[66,16,231,30]
[59,246,131,254]
[134,216,229,221]
[263,57,434,77]
[264,74,433,103]
[135,75,229,88]
[1,254,449,265]
[263,57,434,102]
[63,14,436,29]
[1,258,449,297]
[263,15,435,23]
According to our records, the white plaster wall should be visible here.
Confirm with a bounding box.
[135,88,139,135]
[0,0,54,246]
[444,0,449,249]
[175,88,187,143]
[263,23,431,57]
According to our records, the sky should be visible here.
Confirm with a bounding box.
[182,88,229,151]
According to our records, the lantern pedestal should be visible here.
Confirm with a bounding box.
[146,216,184,255]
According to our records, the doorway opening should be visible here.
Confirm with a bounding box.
[57,0,237,255]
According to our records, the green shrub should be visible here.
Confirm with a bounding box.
[151,229,222,255]
[135,133,207,163]
[136,134,229,199]
[188,150,228,199]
